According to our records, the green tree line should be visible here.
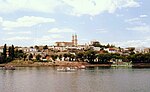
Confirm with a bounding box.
[51,50,150,64]
[0,44,26,64]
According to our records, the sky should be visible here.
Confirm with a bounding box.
[0,0,150,48]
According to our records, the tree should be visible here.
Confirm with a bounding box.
[30,46,33,48]
[23,54,27,61]
[97,53,112,64]
[58,54,62,61]
[70,54,75,61]
[128,53,150,63]
[67,53,72,61]
[36,54,41,61]
[3,44,7,62]
[106,44,110,48]
[111,53,121,59]
[0,56,4,64]
[8,46,12,60]
[11,45,15,60]
[14,49,24,59]
[8,45,15,60]
[43,45,48,50]
[92,41,101,47]
[6,57,12,62]
[84,50,97,63]
[63,53,68,61]
[51,55,58,61]
[76,52,84,61]
[29,54,33,60]
[34,45,39,50]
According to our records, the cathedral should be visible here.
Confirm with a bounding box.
[55,34,78,47]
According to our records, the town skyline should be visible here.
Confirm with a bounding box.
[0,0,150,47]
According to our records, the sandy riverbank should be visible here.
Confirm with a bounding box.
[0,60,111,67]
[1,60,150,68]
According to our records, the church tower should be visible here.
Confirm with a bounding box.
[72,34,75,46]
[72,34,78,47]
[74,34,78,46]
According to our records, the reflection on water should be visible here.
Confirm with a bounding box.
[0,67,150,92]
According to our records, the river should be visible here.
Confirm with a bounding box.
[0,67,150,92]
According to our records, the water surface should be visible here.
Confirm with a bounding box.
[0,67,150,92]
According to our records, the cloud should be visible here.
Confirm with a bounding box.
[125,15,149,30]
[122,0,140,7]
[125,17,146,25]
[0,0,62,13]
[140,15,148,18]
[62,0,140,16]
[1,16,55,30]
[4,36,31,41]
[48,28,75,33]
[0,0,140,16]
[125,17,140,23]
[6,31,32,35]
[125,14,148,25]
[126,25,150,32]
[0,17,3,23]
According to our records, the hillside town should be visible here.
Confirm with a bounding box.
[0,34,150,67]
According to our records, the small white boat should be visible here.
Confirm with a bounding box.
[57,67,76,72]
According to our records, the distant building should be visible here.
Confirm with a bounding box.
[126,47,135,51]
[144,48,150,53]
[90,40,101,47]
[55,34,78,47]
[91,46,101,51]
[0,46,3,53]
[55,42,73,47]
[104,48,118,53]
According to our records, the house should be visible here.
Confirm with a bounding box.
[144,48,150,53]
[49,46,67,52]
[104,48,118,53]
[0,46,3,53]
[55,42,73,47]
[90,46,101,51]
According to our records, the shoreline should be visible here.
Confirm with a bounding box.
[132,63,150,68]
[1,60,150,68]
[0,60,111,67]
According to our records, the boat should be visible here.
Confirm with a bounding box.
[57,67,77,72]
